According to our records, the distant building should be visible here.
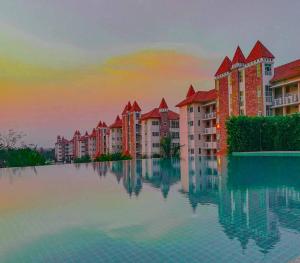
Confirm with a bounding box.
[176,86,217,157]
[109,115,123,153]
[141,98,179,158]
[121,101,142,158]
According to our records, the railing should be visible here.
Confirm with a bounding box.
[203,112,216,119]
[202,127,217,134]
[202,141,217,149]
[272,94,299,107]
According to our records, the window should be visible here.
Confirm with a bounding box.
[198,106,201,112]
[265,64,272,76]
[171,132,179,139]
[198,120,201,126]
[199,148,201,154]
[171,120,179,128]
[257,87,261,98]
[190,148,194,154]
[238,70,243,83]
[198,134,201,140]
[239,90,244,107]
[189,121,194,126]
[189,135,194,140]
[152,132,159,136]
[189,107,193,113]
[152,143,160,148]
[152,120,159,125]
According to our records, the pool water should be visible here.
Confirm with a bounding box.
[0,157,300,263]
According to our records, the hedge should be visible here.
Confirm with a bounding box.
[226,114,300,153]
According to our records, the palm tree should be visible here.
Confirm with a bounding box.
[160,135,181,158]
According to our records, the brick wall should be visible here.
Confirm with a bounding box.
[230,70,240,116]
[245,64,263,116]
[217,76,229,153]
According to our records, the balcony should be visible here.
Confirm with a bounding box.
[202,141,217,149]
[203,112,216,120]
[202,127,216,135]
[272,94,299,107]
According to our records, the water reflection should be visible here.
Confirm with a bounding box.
[180,156,300,253]
[90,156,300,254]
[1,156,300,257]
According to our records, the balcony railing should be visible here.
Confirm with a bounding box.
[203,112,216,120]
[202,142,217,149]
[202,127,217,134]
[272,94,299,107]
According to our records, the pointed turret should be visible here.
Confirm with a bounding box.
[97,121,103,128]
[232,46,246,66]
[186,85,196,98]
[215,56,232,77]
[246,40,274,63]
[159,98,168,109]
[130,101,141,112]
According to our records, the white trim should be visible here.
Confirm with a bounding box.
[271,78,300,89]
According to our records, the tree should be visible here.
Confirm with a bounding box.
[160,135,181,158]
[0,129,25,149]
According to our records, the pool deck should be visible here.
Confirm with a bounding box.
[232,151,300,157]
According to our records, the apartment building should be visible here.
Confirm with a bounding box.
[141,98,180,157]
[121,101,142,158]
[95,121,109,156]
[109,115,123,153]
[270,59,300,115]
[176,85,217,157]
[55,120,109,161]
[88,129,97,158]
[213,40,300,153]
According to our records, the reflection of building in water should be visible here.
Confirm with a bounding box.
[142,158,180,199]
[92,162,109,177]
[110,161,124,183]
[180,156,219,211]
[179,156,300,253]
[122,160,143,197]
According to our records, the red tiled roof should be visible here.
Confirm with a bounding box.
[232,46,246,65]
[246,40,274,63]
[85,131,89,136]
[186,85,196,98]
[110,115,123,128]
[271,59,300,83]
[141,108,179,121]
[176,89,217,107]
[159,98,168,109]
[102,122,108,128]
[215,56,232,76]
[130,101,141,112]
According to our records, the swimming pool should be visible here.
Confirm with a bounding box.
[0,157,300,262]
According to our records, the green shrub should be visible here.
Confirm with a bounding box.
[0,148,46,168]
[226,114,300,153]
[94,152,132,162]
[74,155,91,163]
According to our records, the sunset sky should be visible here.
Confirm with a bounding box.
[1,0,300,147]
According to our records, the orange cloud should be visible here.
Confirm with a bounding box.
[0,49,216,146]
